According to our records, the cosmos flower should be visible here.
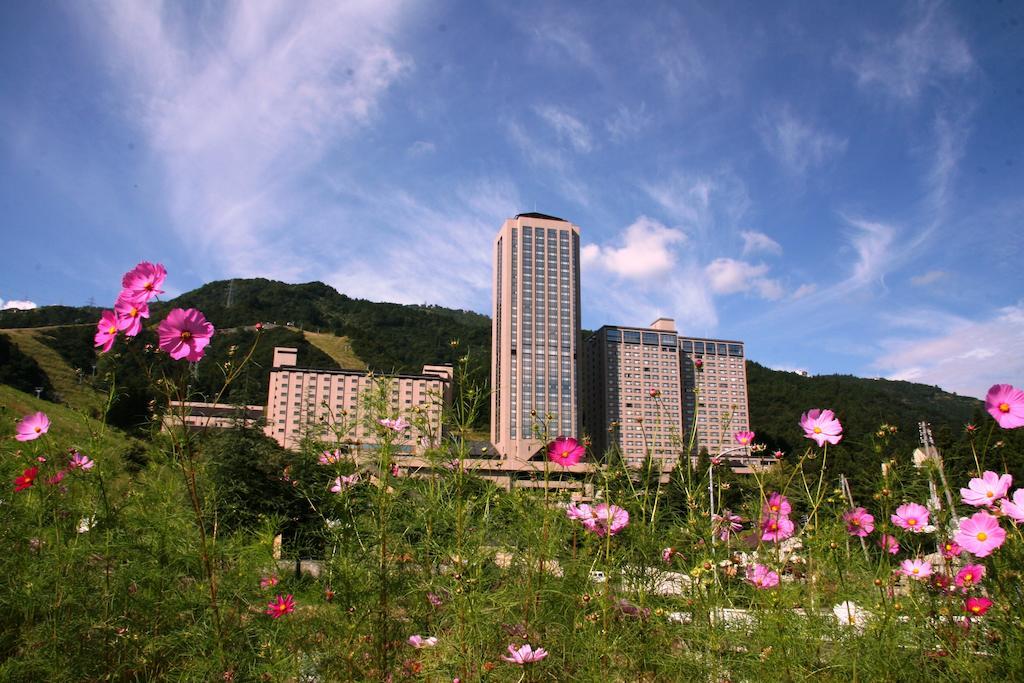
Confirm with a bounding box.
[760,514,795,542]
[940,540,962,558]
[46,469,67,486]
[955,564,985,589]
[114,295,150,337]
[15,412,50,442]
[891,503,930,533]
[954,511,1006,558]
[319,449,343,465]
[547,436,585,466]
[833,601,868,629]
[843,507,875,537]
[565,502,593,521]
[407,635,438,648]
[500,644,548,664]
[259,576,279,589]
[899,558,932,580]
[960,471,1013,507]
[379,417,410,431]
[157,308,215,362]
[765,492,791,517]
[14,467,39,492]
[746,563,780,589]
[94,310,119,353]
[330,474,360,492]
[879,534,900,554]
[734,431,755,446]
[68,451,95,470]
[799,408,843,447]
[985,384,1024,429]
[662,547,675,563]
[582,503,630,537]
[965,596,993,617]
[1000,489,1024,523]
[120,262,166,303]
[265,594,295,618]
[713,510,744,541]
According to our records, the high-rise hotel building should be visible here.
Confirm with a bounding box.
[491,213,582,464]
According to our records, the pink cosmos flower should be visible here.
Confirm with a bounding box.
[14,467,39,492]
[407,635,437,648]
[985,384,1024,429]
[662,547,675,563]
[565,502,593,521]
[94,310,119,353]
[547,436,585,466]
[746,563,780,589]
[379,417,410,431]
[760,514,795,542]
[68,451,95,470]
[319,450,343,465]
[259,576,279,589]
[390,463,400,477]
[157,308,214,362]
[46,469,67,486]
[265,594,295,618]
[114,295,150,337]
[799,408,843,447]
[427,592,443,608]
[955,564,985,589]
[582,503,630,537]
[713,510,744,541]
[965,596,993,616]
[954,511,1006,558]
[844,507,875,537]
[330,474,359,492]
[960,471,1013,507]
[899,558,932,580]
[765,492,791,517]
[879,534,900,554]
[501,644,548,664]
[891,503,930,533]
[734,431,755,446]
[120,262,166,303]
[1000,488,1024,523]
[15,411,50,442]
[941,541,962,559]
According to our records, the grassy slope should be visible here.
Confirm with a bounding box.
[302,330,366,370]
[2,327,108,416]
[0,383,135,454]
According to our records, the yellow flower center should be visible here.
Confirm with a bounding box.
[912,568,919,574]
[986,491,994,498]
[976,532,988,542]
[813,426,822,434]
[851,519,860,526]
[770,505,779,511]
[999,402,1010,413]
[907,518,917,526]
[144,282,154,291]
[34,426,42,433]
[180,331,192,341]
[108,325,117,334]
[130,307,138,317]
[971,605,981,614]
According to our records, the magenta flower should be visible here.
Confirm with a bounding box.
[265,594,295,618]
[941,540,962,559]
[965,596,993,616]
[120,262,166,303]
[955,564,985,589]
[259,575,279,589]
[14,467,39,492]
[772,449,784,459]
[985,384,1024,429]
[891,503,930,533]
[960,471,1013,507]
[157,308,215,362]
[15,411,50,442]
[765,492,791,517]
[734,431,755,446]
[760,514,795,542]
[879,534,900,554]
[46,469,67,486]
[501,644,548,664]
[799,408,843,446]
[547,436,585,466]
[843,507,875,537]
[379,417,410,431]
[713,510,744,541]
[1000,488,1024,523]
[68,451,95,470]
[114,295,150,337]
[954,511,1006,558]
[746,563,780,589]
[319,449,343,465]
[427,592,443,608]
[582,503,630,537]
[661,547,675,563]
[407,635,438,648]
[94,310,119,353]
[330,474,359,492]
[566,502,592,521]
[899,558,932,580]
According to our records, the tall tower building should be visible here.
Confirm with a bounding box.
[491,213,582,464]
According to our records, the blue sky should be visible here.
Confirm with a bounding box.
[1,1,1021,399]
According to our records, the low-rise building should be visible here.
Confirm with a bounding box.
[162,401,265,432]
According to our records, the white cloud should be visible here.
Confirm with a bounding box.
[910,270,947,287]
[873,303,1024,399]
[83,1,412,279]
[535,105,593,153]
[704,258,783,300]
[605,103,650,142]
[0,297,38,310]
[839,4,974,101]
[740,230,782,257]
[581,216,685,279]
[790,283,817,300]
[407,140,436,156]
[758,106,847,175]
[843,217,896,289]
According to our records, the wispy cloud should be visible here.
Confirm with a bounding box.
[758,106,847,175]
[605,103,650,142]
[534,105,593,153]
[873,303,1024,399]
[505,119,590,206]
[910,270,947,287]
[790,283,817,300]
[838,3,974,101]
[843,217,896,290]
[581,216,685,279]
[740,230,782,257]
[704,258,783,301]
[407,140,436,156]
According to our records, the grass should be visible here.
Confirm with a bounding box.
[302,329,366,370]
[2,326,108,416]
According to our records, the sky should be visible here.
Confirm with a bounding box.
[0,1,1021,399]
